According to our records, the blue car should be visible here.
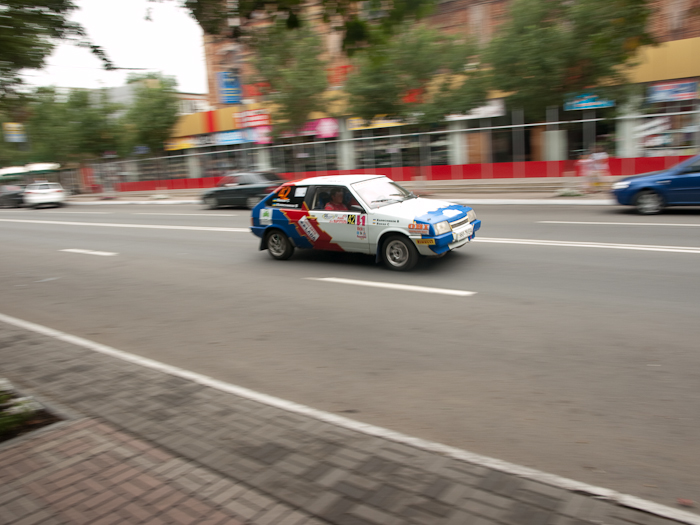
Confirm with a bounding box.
[612,154,700,214]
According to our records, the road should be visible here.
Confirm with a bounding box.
[1,202,699,511]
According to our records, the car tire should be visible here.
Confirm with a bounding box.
[382,234,419,271]
[204,196,219,210]
[634,190,664,215]
[266,229,294,260]
[246,195,261,209]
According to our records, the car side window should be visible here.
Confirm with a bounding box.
[682,160,700,174]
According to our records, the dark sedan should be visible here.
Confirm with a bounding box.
[0,185,25,208]
[202,172,284,210]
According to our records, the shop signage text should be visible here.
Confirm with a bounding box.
[564,93,615,111]
[647,81,698,103]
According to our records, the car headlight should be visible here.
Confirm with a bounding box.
[467,209,477,222]
[612,181,630,190]
[434,221,452,235]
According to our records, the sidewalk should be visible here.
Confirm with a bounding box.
[3,318,695,525]
[65,178,618,206]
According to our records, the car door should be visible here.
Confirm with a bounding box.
[307,185,370,253]
[665,159,700,204]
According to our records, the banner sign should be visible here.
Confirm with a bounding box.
[564,93,615,111]
[2,122,26,143]
[216,129,256,146]
[218,72,242,105]
[647,81,698,103]
[234,109,270,128]
[348,116,403,131]
[446,99,506,121]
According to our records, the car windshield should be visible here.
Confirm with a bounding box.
[352,178,414,209]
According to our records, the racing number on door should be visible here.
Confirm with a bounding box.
[348,215,366,225]
[278,187,291,199]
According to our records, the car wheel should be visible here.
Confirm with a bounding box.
[204,195,219,210]
[382,235,418,271]
[246,195,261,209]
[635,190,663,215]
[266,230,294,260]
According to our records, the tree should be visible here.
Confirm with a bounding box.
[252,21,329,135]
[178,0,435,51]
[121,74,180,155]
[484,0,654,120]
[0,0,112,101]
[345,24,488,124]
[22,87,124,163]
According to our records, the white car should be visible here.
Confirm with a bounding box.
[250,174,482,271]
[23,182,66,208]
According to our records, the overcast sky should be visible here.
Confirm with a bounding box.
[21,0,208,94]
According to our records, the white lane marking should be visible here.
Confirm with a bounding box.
[0,219,248,233]
[0,312,697,525]
[34,277,60,283]
[306,277,476,297]
[41,211,111,214]
[475,237,700,254]
[134,213,238,217]
[539,220,700,227]
[60,249,118,257]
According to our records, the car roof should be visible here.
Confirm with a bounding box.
[294,174,385,186]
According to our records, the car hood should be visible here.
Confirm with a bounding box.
[619,171,665,183]
[372,197,471,223]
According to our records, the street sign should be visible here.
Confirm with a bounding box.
[564,93,615,111]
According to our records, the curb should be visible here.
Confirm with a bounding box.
[1,312,698,525]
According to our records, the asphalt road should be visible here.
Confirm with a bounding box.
[1,202,699,511]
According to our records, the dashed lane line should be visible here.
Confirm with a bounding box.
[305,277,476,296]
[60,249,118,257]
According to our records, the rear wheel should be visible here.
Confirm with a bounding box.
[266,230,294,260]
[635,190,663,215]
[204,195,218,210]
[382,235,418,271]
[246,195,261,209]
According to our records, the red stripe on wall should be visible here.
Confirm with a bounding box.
[205,111,216,134]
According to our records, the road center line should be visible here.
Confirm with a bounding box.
[60,249,118,257]
[475,237,700,254]
[306,277,476,296]
[134,213,238,217]
[539,220,700,227]
[0,218,249,232]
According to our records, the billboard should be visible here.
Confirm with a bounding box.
[647,81,698,103]
[218,72,242,105]
[3,122,26,143]
[564,93,615,111]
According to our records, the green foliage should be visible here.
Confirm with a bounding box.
[252,21,329,135]
[345,24,487,124]
[122,74,180,155]
[0,0,113,100]
[485,0,654,120]
[0,394,33,438]
[178,0,434,50]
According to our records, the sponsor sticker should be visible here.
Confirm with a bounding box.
[260,208,272,225]
[416,239,435,245]
[347,214,357,225]
[356,226,367,240]
[298,216,320,241]
[408,222,430,235]
[372,218,399,225]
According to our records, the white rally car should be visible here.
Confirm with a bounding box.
[250,174,481,271]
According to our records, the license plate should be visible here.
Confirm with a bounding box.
[453,225,473,242]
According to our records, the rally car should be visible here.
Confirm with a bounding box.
[250,174,481,271]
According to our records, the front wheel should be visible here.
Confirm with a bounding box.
[266,230,294,260]
[635,190,663,215]
[382,235,419,271]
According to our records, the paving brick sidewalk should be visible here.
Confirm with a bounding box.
[1,321,696,525]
